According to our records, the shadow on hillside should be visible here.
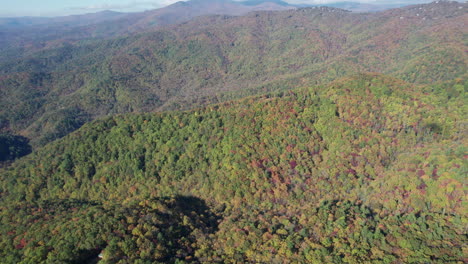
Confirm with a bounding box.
[153,195,224,262]
[171,195,223,231]
[0,134,32,166]
[77,195,223,263]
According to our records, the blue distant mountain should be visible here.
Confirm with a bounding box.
[240,0,407,11]
[240,0,292,6]
[312,1,405,12]
[0,0,442,31]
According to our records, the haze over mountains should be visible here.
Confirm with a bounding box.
[0,1,466,147]
[0,0,429,31]
[0,0,291,30]
[1,0,463,58]
[0,0,454,53]
[0,1,466,263]
[0,0,294,56]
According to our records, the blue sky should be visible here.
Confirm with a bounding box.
[0,0,439,17]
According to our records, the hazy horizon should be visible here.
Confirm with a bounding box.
[1,0,441,17]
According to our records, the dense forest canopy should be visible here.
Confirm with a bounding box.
[0,1,466,148]
[1,73,466,262]
[0,1,467,263]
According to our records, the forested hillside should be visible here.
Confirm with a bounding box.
[0,0,294,56]
[0,1,467,262]
[0,1,466,148]
[1,73,466,263]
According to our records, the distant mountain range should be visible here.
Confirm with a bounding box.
[0,0,293,30]
[0,0,295,55]
[1,1,463,57]
[0,1,465,147]
[0,0,438,31]
[0,11,126,29]
[315,1,404,12]
[1,1,459,53]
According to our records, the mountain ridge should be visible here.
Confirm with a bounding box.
[0,0,424,25]
[0,1,466,148]
[0,1,466,261]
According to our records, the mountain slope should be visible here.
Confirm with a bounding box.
[1,73,466,262]
[317,1,403,12]
[136,0,295,26]
[0,11,126,29]
[0,1,466,148]
[0,0,294,57]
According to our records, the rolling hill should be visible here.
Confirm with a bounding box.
[0,10,126,29]
[0,1,466,149]
[1,73,466,262]
[315,1,404,12]
[0,1,466,262]
[0,0,294,57]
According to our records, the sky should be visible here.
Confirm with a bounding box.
[0,0,443,17]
